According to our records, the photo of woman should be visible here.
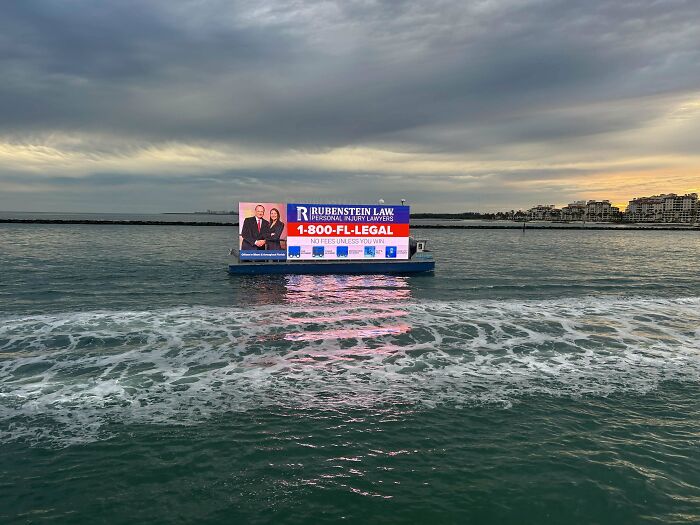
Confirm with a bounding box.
[265,207,285,250]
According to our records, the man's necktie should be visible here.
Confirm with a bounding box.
[257,219,261,233]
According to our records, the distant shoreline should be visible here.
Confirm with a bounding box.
[1,218,698,231]
[162,212,238,215]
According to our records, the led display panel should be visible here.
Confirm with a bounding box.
[285,204,410,260]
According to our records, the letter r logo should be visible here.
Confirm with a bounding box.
[298,206,308,221]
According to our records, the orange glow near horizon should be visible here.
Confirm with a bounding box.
[0,134,698,212]
[549,168,700,210]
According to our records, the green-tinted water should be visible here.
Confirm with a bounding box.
[1,223,699,523]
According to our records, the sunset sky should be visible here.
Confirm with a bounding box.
[1,0,699,213]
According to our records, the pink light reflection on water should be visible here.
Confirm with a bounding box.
[284,308,408,324]
[280,276,413,360]
[287,342,406,364]
[285,323,411,342]
[283,275,411,306]
[253,274,416,374]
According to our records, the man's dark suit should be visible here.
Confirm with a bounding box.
[240,216,270,250]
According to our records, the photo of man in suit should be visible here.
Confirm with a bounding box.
[239,204,271,250]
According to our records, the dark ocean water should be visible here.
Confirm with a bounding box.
[1,222,699,524]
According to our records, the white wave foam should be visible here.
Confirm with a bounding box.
[1,296,699,446]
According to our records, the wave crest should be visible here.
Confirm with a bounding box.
[1,296,699,446]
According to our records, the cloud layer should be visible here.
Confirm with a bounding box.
[1,0,699,211]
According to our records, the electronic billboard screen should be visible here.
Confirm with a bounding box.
[286,204,410,260]
[237,202,410,261]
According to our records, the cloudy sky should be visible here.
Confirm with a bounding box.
[1,0,699,212]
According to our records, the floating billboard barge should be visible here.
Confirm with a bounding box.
[229,202,435,275]
[228,243,434,275]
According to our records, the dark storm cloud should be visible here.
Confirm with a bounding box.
[0,1,300,137]
[1,0,700,149]
[1,0,700,213]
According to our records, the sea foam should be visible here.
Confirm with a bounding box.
[1,296,699,446]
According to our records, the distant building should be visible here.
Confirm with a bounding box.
[584,200,620,222]
[625,195,665,222]
[503,192,698,223]
[625,193,698,223]
[527,204,561,221]
[194,209,237,215]
[525,200,619,222]
[560,201,587,221]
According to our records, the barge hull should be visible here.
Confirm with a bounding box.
[228,260,434,275]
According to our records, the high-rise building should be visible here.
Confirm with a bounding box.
[527,204,561,221]
[584,200,620,222]
[625,193,698,223]
[560,201,587,221]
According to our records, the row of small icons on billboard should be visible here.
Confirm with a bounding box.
[288,246,398,258]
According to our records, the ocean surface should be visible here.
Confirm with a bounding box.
[1,219,699,524]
